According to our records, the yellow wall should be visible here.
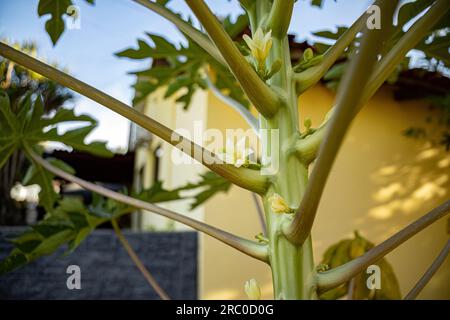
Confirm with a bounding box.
[201,85,449,299]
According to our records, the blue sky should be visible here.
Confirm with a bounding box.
[0,0,371,150]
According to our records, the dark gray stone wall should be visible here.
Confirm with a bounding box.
[0,227,198,300]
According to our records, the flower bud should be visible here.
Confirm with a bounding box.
[268,193,293,214]
[243,28,273,70]
[244,278,261,300]
[304,118,312,130]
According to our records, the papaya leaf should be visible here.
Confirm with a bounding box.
[396,0,434,28]
[313,26,349,41]
[0,252,28,275]
[1,91,229,274]
[116,33,209,109]
[308,0,336,8]
[156,0,171,5]
[0,90,19,132]
[135,181,181,203]
[88,192,134,219]
[0,142,17,171]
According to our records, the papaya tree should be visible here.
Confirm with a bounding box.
[0,0,449,300]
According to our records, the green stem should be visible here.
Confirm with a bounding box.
[0,42,269,194]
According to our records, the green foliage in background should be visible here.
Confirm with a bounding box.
[0,88,231,274]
